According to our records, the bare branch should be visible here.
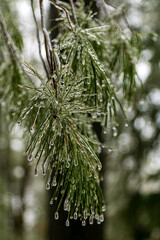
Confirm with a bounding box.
[39,0,54,75]
[30,0,49,78]
[49,0,76,36]
[0,9,34,84]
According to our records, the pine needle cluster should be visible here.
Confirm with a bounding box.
[0,0,142,226]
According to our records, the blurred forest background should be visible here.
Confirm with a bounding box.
[0,0,160,240]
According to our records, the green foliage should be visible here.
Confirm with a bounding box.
[0,0,142,226]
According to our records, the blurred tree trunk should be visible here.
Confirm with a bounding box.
[47,1,106,240]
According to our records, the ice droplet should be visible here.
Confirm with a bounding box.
[125,123,129,127]
[89,215,94,225]
[82,220,86,226]
[100,214,104,222]
[112,127,118,137]
[27,154,32,162]
[54,212,59,220]
[98,164,102,171]
[64,199,69,211]
[52,178,57,187]
[65,219,70,227]
[74,212,78,220]
[102,205,106,212]
[46,182,50,190]
[84,209,87,219]
[34,168,38,176]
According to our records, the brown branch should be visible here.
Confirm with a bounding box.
[0,10,34,84]
[39,0,54,75]
[30,0,49,78]
[39,0,58,97]
[49,0,76,36]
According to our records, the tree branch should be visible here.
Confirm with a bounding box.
[30,0,49,79]
[49,0,76,36]
[39,0,54,75]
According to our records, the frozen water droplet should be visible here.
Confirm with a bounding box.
[46,182,50,190]
[100,214,104,222]
[103,130,107,135]
[50,199,53,204]
[125,123,129,127]
[89,215,94,225]
[34,168,38,176]
[98,164,102,171]
[102,205,106,212]
[54,212,59,220]
[112,127,118,137]
[107,147,111,152]
[52,178,57,187]
[65,219,70,227]
[62,54,66,60]
[27,154,32,162]
[84,209,87,219]
[95,213,99,220]
[74,212,78,220]
[97,219,101,224]
[82,220,86,226]
[64,199,69,211]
